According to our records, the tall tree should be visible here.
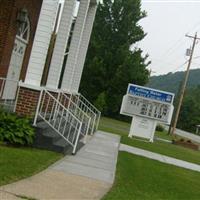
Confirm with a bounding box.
[80,0,150,117]
[177,86,200,133]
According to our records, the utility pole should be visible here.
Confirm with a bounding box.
[171,32,200,135]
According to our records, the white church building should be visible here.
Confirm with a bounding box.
[0,0,101,154]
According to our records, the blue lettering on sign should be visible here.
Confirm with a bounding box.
[128,85,174,104]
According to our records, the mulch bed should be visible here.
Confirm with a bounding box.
[172,139,199,151]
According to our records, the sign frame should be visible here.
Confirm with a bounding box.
[127,84,175,104]
[120,94,174,124]
[120,83,175,142]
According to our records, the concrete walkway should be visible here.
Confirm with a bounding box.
[120,144,200,173]
[0,131,120,200]
[163,125,200,144]
[175,128,200,144]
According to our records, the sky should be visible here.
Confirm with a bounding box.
[59,0,200,76]
[139,0,200,76]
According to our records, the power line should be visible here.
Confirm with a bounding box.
[151,58,188,74]
[152,58,181,66]
[155,21,200,64]
[193,55,200,60]
[191,62,200,66]
[148,22,200,76]
[186,21,200,35]
[158,37,185,59]
[171,60,189,73]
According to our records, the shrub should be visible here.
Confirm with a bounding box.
[156,124,164,132]
[94,92,107,113]
[0,111,35,145]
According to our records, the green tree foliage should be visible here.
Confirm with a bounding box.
[148,70,200,133]
[177,86,200,133]
[80,0,150,117]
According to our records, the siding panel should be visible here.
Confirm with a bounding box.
[25,0,59,86]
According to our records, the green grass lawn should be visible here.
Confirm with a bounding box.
[99,117,200,165]
[103,152,200,200]
[99,117,172,140]
[0,146,62,186]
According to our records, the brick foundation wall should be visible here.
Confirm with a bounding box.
[15,86,60,118]
[0,0,42,79]
[15,86,40,117]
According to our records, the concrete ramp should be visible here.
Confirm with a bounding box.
[51,131,120,184]
[0,131,120,200]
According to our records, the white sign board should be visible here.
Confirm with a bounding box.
[120,84,175,142]
[129,116,157,142]
[120,84,174,124]
[127,84,174,103]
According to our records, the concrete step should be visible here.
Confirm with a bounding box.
[33,121,85,155]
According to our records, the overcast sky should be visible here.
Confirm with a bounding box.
[139,0,200,76]
[59,0,200,76]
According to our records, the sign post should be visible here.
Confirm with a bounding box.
[120,84,175,142]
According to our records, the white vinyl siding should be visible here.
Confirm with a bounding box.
[71,3,97,92]
[61,0,90,92]
[46,0,77,89]
[25,0,59,86]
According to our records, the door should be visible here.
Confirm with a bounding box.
[2,17,30,100]
[2,37,27,99]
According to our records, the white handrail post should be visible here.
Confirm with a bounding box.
[75,93,101,132]
[67,92,72,109]
[53,91,61,120]
[83,117,91,144]
[91,113,96,134]
[72,122,82,155]
[75,94,80,115]
[77,94,80,106]
[96,112,101,131]
[33,89,43,126]
[13,84,20,113]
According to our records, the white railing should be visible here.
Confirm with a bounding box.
[0,77,19,112]
[61,92,100,134]
[74,93,101,133]
[59,92,91,140]
[33,89,82,154]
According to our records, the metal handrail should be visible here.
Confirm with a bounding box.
[79,93,101,114]
[59,92,92,141]
[73,93,101,132]
[34,89,82,154]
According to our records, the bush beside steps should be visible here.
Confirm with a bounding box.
[0,110,35,146]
